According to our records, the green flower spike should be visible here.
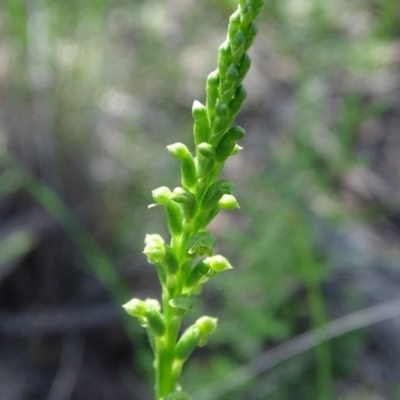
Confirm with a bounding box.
[123,1,264,398]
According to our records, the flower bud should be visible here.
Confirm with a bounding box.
[204,255,233,272]
[218,194,240,210]
[251,0,264,18]
[226,125,246,141]
[151,186,172,204]
[221,64,239,101]
[218,41,232,81]
[192,101,210,145]
[229,84,247,120]
[240,1,253,30]
[143,234,166,263]
[231,30,246,64]
[192,100,207,121]
[215,99,229,119]
[237,53,252,83]
[198,142,214,158]
[165,200,183,237]
[175,326,202,361]
[122,298,147,317]
[198,143,215,178]
[195,316,218,336]
[201,179,235,210]
[228,10,241,42]
[167,143,190,159]
[244,22,258,51]
[206,70,219,120]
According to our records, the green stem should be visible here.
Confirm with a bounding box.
[156,288,179,399]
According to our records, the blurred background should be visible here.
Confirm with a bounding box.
[0,0,400,399]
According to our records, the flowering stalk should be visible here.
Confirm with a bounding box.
[123,1,264,399]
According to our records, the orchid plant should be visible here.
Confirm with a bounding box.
[123,1,264,398]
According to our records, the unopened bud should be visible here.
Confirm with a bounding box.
[244,22,258,51]
[237,53,252,83]
[231,30,246,64]
[218,194,240,210]
[204,255,233,272]
[229,84,247,120]
[251,0,264,18]
[221,64,239,101]
[122,298,147,317]
[198,143,215,177]
[218,41,232,81]
[206,70,220,119]
[151,186,172,204]
[167,143,190,159]
[143,234,166,263]
[240,1,253,30]
[192,101,210,145]
[228,10,241,42]
[195,316,218,336]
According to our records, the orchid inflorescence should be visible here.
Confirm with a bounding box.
[123,1,264,398]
